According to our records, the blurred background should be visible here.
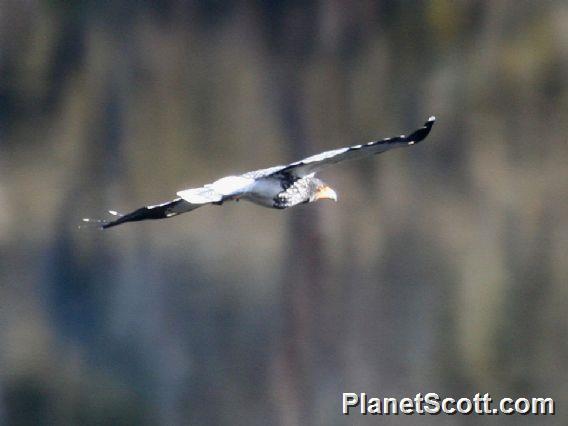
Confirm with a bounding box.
[1,1,567,425]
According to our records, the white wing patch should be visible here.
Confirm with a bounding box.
[176,176,253,204]
[176,187,223,204]
[206,176,253,196]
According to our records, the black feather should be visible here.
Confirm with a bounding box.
[102,199,184,229]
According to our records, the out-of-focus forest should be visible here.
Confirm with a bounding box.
[1,1,567,425]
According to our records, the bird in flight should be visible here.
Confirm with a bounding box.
[86,116,435,229]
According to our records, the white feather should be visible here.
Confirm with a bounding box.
[206,176,254,196]
[176,188,222,204]
[176,176,254,204]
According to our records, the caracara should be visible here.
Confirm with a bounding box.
[87,117,435,229]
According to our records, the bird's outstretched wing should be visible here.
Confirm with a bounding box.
[274,116,436,178]
[91,176,254,229]
[88,117,435,229]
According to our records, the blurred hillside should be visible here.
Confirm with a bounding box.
[1,1,567,425]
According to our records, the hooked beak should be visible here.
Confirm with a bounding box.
[315,186,338,202]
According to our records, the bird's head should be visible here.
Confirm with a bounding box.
[310,179,338,203]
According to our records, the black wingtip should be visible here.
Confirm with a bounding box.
[79,210,125,230]
[78,219,110,230]
[407,116,436,144]
[101,221,117,230]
